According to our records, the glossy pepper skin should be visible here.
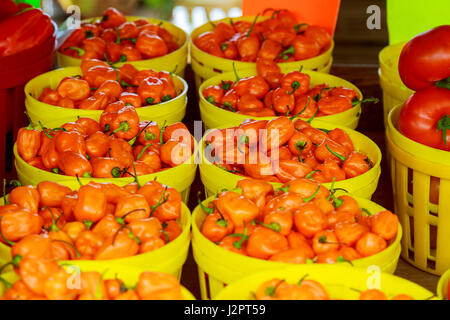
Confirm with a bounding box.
[17,119,41,162]
[73,184,107,223]
[0,8,54,57]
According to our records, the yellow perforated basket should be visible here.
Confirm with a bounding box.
[378,42,414,126]
[199,120,381,200]
[192,194,402,299]
[0,265,195,299]
[199,69,363,130]
[213,264,435,300]
[13,142,197,204]
[57,17,188,77]
[0,202,191,280]
[387,104,450,275]
[25,66,188,128]
[437,269,450,299]
[189,16,334,89]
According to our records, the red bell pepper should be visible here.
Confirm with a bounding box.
[0,8,54,57]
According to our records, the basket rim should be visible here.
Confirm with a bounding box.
[212,263,435,300]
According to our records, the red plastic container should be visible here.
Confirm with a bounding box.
[0,21,57,181]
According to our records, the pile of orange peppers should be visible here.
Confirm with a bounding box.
[205,116,373,183]
[59,8,178,62]
[254,277,414,300]
[0,259,184,300]
[16,106,193,178]
[39,60,178,110]
[200,178,398,263]
[194,9,331,62]
[0,180,182,261]
[203,63,362,117]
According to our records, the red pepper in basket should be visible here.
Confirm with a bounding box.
[136,31,168,58]
[100,7,127,29]
[0,8,54,57]
[17,115,41,162]
[109,105,140,140]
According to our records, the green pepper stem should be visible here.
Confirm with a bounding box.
[437,114,450,145]
[325,144,347,162]
[303,185,321,203]
[351,98,379,106]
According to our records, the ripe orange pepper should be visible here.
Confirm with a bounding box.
[275,159,313,182]
[136,272,183,300]
[160,140,191,167]
[218,233,249,256]
[85,131,110,158]
[109,105,139,140]
[203,85,224,105]
[256,58,282,89]
[0,209,43,244]
[317,95,352,115]
[17,259,60,296]
[263,210,293,235]
[43,269,78,300]
[114,193,150,223]
[17,115,41,162]
[281,71,310,97]
[286,232,315,258]
[11,234,53,260]
[54,130,86,155]
[8,185,40,213]
[291,35,320,60]
[137,76,164,105]
[237,94,265,112]
[119,92,142,108]
[38,87,61,106]
[271,87,295,114]
[75,230,104,257]
[63,221,86,242]
[236,179,273,210]
[79,271,107,299]
[269,248,307,264]
[246,226,288,259]
[136,31,168,58]
[83,65,118,88]
[215,190,259,228]
[100,7,127,28]
[293,202,327,238]
[108,137,134,167]
[355,232,387,257]
[56,77,90,101]
[234,76,269,99]
[312,230,340,254]
[94,229,140,260]
[370,210,398,240]
[342,151,373,178]
[121,46,142,61]
[262,116,295,151]
[58,151,92,177]
[359,289,387,300]
[285,178,330,200]
[73,184,107,223]
[91,157,123,178]
[334,222,368,246]
[160,220,182,243]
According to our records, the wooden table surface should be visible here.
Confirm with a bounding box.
[179,64,441,299]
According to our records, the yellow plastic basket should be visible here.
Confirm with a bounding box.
[386,105,450,275]
[0,265,195,299]
[0,202,191,280]
[57,17,188,77]
[213,264,436,300]
[378,72,413,126]
[189,16,334,89]
[378,42,414,126]
[25,67,188,128]
[13,142,198,204]
[437,269,450,299]
[192,194,402,299]
[199,69,363,130]
[199,120,381,200]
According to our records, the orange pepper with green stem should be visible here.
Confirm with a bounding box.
[100,7,126,28]
[136,31,168,58]
[0,209,43,244]
[215,190,259,228]
[94,228,140,260]
[91,157,123,178]
[114,193,150,223]
[160,220,182,243]
[17,258,61,296]
[85,131,110,158]
[109,105,140,140]
[342,151,373,178]
[56,77,90,101]
[8,184,40,213]
[83,65,119,88]
[137,76,164,105]
[58,151,92,177]
[17,113,41,162]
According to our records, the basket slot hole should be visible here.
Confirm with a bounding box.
[408,249,414,261]
[426,258,436,270]
[409,216,414,249]
[429,176,440,207]
[213,68,223,73]
[407,167,413,206]
[199,61,204,66]
[429,225,437,252]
